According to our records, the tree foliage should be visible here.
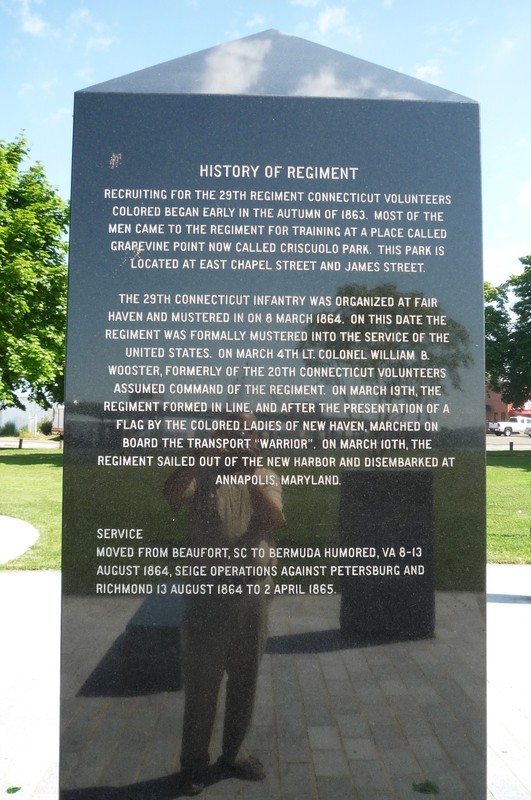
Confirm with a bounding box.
[484,256,531,407]
[506,256,531,406]
[484,281,511,392]
[0,137,69,409]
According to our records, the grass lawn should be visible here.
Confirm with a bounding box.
[487,452,531,563]
[0,448,529,572]
[0,449,63,570]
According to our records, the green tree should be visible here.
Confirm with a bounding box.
[505,256,531,407]
[0,137,69,409]
[484,281,511,392]
[484,257,531,408]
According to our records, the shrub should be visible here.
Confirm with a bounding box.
[0,421,19,437]
[39,419,53,435]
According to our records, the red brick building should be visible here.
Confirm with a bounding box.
[486,386,531,424]
[485,386,512,425]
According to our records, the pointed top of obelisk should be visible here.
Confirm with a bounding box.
[81,29,474,103]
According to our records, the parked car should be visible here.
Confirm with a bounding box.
[489,416,531,437]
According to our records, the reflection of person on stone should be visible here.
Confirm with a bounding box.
[163,412,285,796]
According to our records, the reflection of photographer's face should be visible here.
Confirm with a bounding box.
[228,426,259,473]
[196,413,258,475]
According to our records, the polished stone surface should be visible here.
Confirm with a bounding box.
[64,30,485,798]
[82,30,473,102]
[2,567,529,799]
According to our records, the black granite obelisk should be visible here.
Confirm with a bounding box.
[61,31,485,799]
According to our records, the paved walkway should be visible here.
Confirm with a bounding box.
[0,438,62,451]
[0,571,60,800]
[0,515,40,563]
[486,566,531,799]
[0,565,530,799]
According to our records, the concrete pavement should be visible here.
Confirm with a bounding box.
[486,566,531,799]
[0,516,40,564]
[0,438,62,450]
[0,570,60,800]
[0,566,530,799]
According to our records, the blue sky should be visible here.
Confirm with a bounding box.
[1,0,529,285]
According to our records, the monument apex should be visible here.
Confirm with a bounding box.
[82,29,475,102]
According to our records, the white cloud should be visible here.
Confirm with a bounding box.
[412,60,443,85]
[245,14,266,29]
[483,243,527,285]
[86,35,116,52]
[517,179,531,209]
[68,8,91,28]
[425,16,478,47]
[295,67,359,97]
[46,106,71,123]
[200,37,272,93]
[6,2,117,51]
[14,0,58,37]
[294,67,420,99]
[17,79,54,96]
[64,8,117,53]
[17,82,34,96]
[496,37,516,60]
[316,6,353,36]
[75,66,95,83]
